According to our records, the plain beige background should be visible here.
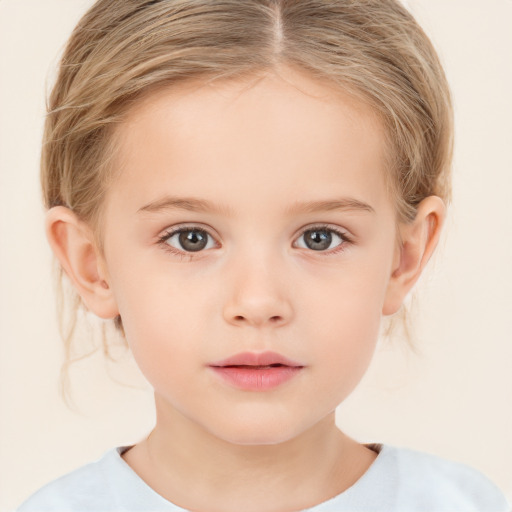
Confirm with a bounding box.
[1,0,511,510]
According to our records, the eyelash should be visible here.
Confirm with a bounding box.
[156,224,353,260]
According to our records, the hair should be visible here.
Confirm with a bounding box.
[42,0,453,403]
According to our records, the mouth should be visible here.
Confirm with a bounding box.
[221,364,288,369]
[208,351,305,391]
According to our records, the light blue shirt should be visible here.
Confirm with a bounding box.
[16,443,510,511]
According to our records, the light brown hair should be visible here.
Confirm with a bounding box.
[42,0,453,402]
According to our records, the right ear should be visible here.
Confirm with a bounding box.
[45,206,119,319]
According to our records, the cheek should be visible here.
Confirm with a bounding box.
[304,289,382,363]
[304,304,380,408]
[107,263,191,365]
[111,262,223,369]
[300,259,388,375]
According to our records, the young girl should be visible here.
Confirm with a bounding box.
[15,1,510,511]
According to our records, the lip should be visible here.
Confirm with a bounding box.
[208,351,305,391]
[209,350,304,368]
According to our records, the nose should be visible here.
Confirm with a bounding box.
[222,253,294,329]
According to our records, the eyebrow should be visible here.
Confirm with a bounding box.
[285,197,375,215]
[137,195,375,216]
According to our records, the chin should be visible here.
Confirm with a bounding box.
[206,414,310,447]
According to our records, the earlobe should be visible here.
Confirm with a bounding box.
[45,206,119,319]
[382,196,446,316]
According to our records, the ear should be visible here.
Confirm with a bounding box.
[45,206,119,319]
[383,196,446,316]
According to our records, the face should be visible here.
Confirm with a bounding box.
[99,66,401,445]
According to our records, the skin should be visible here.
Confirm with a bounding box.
[46,65,445,512]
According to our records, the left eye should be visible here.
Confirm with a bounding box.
[295,227,347,252]
[161,228,216,253]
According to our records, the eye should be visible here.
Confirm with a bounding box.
[158,224,351,259]
[295,225,351,253]
[158,227,217,254]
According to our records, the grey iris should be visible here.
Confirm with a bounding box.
[304,229,332,251]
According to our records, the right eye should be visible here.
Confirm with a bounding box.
[158,227,217,255]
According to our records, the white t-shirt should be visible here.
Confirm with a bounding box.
[16,443,510,512]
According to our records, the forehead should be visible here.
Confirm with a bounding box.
[109,67,391,216]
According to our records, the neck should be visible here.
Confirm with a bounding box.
[122,397,377,512]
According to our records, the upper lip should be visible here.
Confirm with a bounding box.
[209,351,304,367]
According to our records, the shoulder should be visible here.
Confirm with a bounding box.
[382,445,510,511]
[15,449,121,512]
[14,446,178,512]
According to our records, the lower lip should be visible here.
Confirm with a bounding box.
[210,366,303,391]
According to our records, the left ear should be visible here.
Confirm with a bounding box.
[383,196,446,316]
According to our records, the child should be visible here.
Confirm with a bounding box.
[15,0,510,511]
